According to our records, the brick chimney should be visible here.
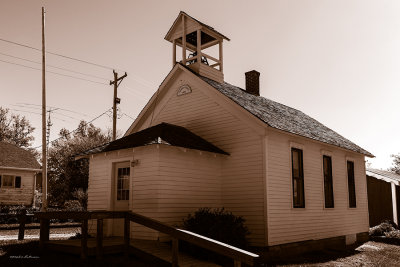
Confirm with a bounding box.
[245,70,260,96]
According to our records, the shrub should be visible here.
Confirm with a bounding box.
[370,220,398,237]
[64,200,84,212]
[385,230,400,239]
[181,207,250,262]
[71,188,88,210]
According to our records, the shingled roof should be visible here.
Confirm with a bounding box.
[79,123,228,157]
[199,75,373,157]
[367,168,400,183]
[0,141,41,170]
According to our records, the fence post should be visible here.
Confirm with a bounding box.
[172,238,179,267]
[81,219,88,259]
[124,216,130,258]
[18,209,27,240]
[39,218,50,250]
[96,219,103,259]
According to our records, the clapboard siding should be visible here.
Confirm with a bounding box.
[0,169,35,205]
[139,72,266,246]
[267,129,369,246]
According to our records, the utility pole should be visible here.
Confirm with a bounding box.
[110,70,127,141]
[41,6,47,211]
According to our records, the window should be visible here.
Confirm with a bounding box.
[292,148,305,208]
[323,156,334,208]
[2,175,14,188]
[347,161,356,208]
[15,176,21,188]
[117,167,130,200]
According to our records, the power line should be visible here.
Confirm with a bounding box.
[0,58,108,85]
[6,108,70,123]
[33,107,113,149]
[16,103,92,118]
[122,113,136,120]
[0,51,109,81]
[0,37,125,72]
[12,104,81,121]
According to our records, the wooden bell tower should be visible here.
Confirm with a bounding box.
[165,12,230,83]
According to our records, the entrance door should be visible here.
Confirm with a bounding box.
[112,162,130,236]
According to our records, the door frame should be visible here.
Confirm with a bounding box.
[107,157,132,236]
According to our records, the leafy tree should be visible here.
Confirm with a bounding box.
[0,107,35,148]
[47,121,111,207]
[390,154,400,175]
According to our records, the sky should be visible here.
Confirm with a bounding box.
[0,0,399,170]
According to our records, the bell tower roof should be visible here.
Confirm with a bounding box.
[165,12,230,83]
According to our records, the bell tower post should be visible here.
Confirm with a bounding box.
[166,12,230,83]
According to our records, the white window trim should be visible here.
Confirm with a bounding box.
[321,154,335,210]
[1,174,16,188]
[345,158,357,209]
[289,142,306,210]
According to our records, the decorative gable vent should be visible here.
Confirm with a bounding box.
[177,84,192,96]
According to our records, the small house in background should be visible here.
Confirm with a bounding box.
[366,168,400,227]
[81,12,374,252]
[0,141,41,206]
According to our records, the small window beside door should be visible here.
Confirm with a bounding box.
[117,167,130,200]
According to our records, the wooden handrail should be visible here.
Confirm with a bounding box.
[35,211,260,266]
[126,212,259,266]
[35,211,126,220]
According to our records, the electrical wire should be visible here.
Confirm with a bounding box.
[0,51,109,81]
[16,103,92,118]
[33,107,113,149]
[0,37,126,72]
[0,58,108,85]
[7,108,70,123]
[12,104,81,121]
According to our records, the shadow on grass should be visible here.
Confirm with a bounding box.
[262,247,362,266]
[370,236,400,246]
[0,240,149,267]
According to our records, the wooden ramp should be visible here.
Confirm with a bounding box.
[46,237,220,267]
[131,239,221,267]
[46,237,124,256]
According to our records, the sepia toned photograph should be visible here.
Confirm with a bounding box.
[1,1,400,266]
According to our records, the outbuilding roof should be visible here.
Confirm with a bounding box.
[78,123,229,157]
[199,75,374,157]
[367,168,400,184]
[0,141,41,170]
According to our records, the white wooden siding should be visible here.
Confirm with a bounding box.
[0,169,35,205]
[135,72,266,246]
[266,129,369,246]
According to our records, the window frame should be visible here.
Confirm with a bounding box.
[116,167,130,201]
[0,175,22,189]
[2,175,15,188]
[347,160,357,208]
[291,147,305,208]
[322,155,334,208]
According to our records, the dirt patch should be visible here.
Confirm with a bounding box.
[275,241,400,267]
